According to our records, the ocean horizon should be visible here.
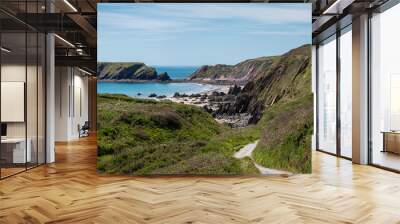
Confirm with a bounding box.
[153,66,199,80]
[97,66,219,98]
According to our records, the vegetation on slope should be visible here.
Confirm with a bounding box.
[212,44,313,173]
[252,95,313,173]
[246,45,313,173]
[97,94,259,175]
[188,56,277,83]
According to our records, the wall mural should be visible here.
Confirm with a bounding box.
[97,3,313,175]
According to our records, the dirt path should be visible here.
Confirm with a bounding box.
[234,140,292,175]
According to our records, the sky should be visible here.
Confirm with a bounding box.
[98,3,311,66]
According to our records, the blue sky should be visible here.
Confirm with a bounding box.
[98,3,311,66]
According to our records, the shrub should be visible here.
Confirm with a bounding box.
[150,110,182,129]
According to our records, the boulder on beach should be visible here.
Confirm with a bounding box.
[173,92,189,98]
[149,93,157,97]
[190,93,201,98]
[211,91,226,97]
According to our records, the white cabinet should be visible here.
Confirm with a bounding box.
[1,138,32,163]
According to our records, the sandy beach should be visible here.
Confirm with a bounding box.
[146,83,250,127]
[165,85,231,107]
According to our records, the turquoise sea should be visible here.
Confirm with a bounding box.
[153,66,198,80]
[97,66,218,98]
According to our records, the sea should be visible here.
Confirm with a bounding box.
[97,66,219,98]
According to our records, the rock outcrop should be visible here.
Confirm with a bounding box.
[157,72,171,81]
[97,62,171,81]
[210,44,312,124]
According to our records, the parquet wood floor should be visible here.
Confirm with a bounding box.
[1,135,399,223]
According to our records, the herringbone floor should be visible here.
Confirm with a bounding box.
[1,135,400,224]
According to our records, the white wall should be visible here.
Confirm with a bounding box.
[1,63,46,164]
[1,65,26,139]
[55,67,89,141]
[72,73,89,138]
[55,66,70,141]
[1,65,41,137]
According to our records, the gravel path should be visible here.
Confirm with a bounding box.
[234,140,292,175]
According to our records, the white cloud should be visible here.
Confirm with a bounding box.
[98,12,187,31]
[144,4,311,24]
[249,30,309,36]
[98,4,311,35]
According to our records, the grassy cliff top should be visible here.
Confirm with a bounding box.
[97,62,170,81]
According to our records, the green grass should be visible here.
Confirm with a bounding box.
[97,91,313,175]
[97,94,260,175]
[252,94,313,173]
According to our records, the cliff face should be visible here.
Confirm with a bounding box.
[205,44,312,173]
[188,56,277,84]
[97,62,171,81]
[214,44,312,124]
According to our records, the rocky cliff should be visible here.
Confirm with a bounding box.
[210,44,312,124]
[188,56,277,84]
[97,62,171,81]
